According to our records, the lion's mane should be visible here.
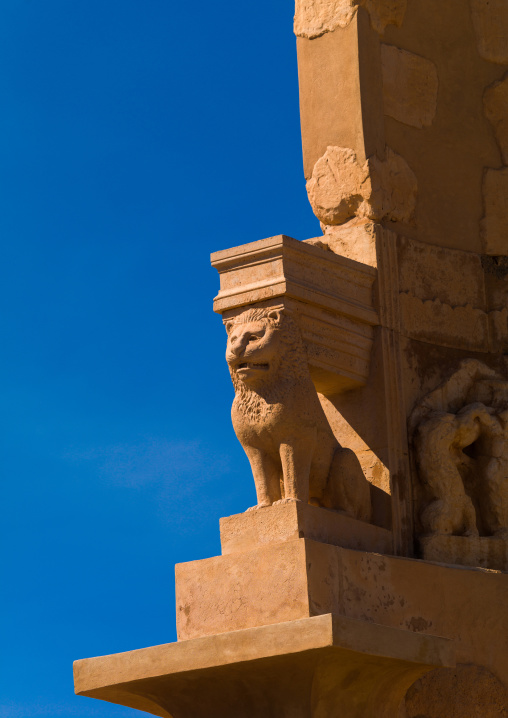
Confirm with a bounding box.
[228,308,310,422]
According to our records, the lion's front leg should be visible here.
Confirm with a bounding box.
[242,445,281,510]
[276,436,314,504]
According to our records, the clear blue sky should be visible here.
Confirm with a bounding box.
[0,1,320,717]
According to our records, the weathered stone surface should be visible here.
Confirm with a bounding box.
[176,540,312,640]
[489,307,508,352]
[481,167,508,255]
[420,535,508,572]
[296,22,381,181]
[173,539,508,687]
[74,614,453,718]
[483,254,508,326]
[294,0,407,39]
[470,0,508,65]
[403,664,508,718]
[484,73,508,164]
[338,549,508,682]
[306,221,378,267]
[381,45,438,129]
[367,149,417,222]
[219,501,392,555]
[306,145,417,226]
[399,294,489,351]
[364,0,407,35]
[395,236,508,353]
[294,0,358,38]
[306,147,370,225]
[397,236,486,310]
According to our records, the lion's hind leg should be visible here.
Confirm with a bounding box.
[323,447,372,522]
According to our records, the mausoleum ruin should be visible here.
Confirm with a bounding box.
[74,1,508,715]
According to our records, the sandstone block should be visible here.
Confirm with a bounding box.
[306,146,417,227]
[481,167,508,255]
[483,255,508,324]
[470,0,508,65]
[484,73,508,164]
[488,307,508,352]
[294,0,407,38]
[398,293,489,352]
[305,221,378,267]
[381,45,438,129]
[404,664,508,718]
[397,236,486,310]
[296,17,386,182]
[74,613,453,718]
[219,502,393,556]
[363,0,407,35]
[294,0,358,38]
[368,148,417,222]
[175,539,337,640]
[74,539,508,717]
[172,537,508,692]
[338,549,508,678]
[420,535,508,572]
[307,146,371,225]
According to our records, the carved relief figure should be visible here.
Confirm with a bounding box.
[225,307,372,521]
[411,360,508,538]
[416,404,488,537]
[472,406,508,537]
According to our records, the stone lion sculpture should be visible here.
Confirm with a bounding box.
[225,307,372,520]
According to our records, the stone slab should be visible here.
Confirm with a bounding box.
[74,613,454,718]
[219,502,393,556]
[175,538,312,640]
[174,538,508,689]
[419,534,508,572]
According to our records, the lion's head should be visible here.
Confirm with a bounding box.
[225,308,308,399]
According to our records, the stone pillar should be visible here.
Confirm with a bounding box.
[294,0,508,561]
[295,0,507,255]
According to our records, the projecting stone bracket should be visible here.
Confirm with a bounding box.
[211,234,378,395]
[74,613,454,718]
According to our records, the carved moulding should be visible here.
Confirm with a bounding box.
[409,359,508,571]
[211,234,378,394]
